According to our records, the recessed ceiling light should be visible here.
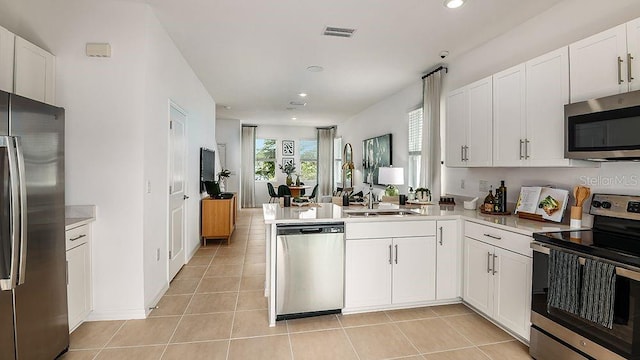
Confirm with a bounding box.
[292,117,297,120]
[444,0,466,8]
[307,65,324,72]
[298,93,307,97]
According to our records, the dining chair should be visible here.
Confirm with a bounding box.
[267,183,278,203]
[277,185,291,197]
[309,184,318,202]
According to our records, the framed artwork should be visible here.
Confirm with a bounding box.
[282,140,294,156]
[282,157,294,167]
[362,133,392,185]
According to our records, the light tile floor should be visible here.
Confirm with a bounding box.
[60,208,531,360]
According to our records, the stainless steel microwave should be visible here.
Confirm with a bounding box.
[565,90,640,160]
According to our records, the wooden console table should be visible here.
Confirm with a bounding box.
[201,194,237,245]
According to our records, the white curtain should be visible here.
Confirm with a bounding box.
[241,125,256,208]
[317,127,335,200]
[420,68,444,197]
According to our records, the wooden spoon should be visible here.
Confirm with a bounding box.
[575,186,591,207]
[573,186,579,206]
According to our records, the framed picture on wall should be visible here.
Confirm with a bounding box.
[282,140,294,156]
[362,133,392,185]
[282,157,294,168]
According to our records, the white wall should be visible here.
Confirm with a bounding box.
[216,119,241,196]
[337,81,423,195]
[0,0,217,319]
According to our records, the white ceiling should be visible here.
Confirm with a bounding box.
[142,0,565,126]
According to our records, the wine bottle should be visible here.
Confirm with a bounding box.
[484,186,494,213]
[498,180,507,213]
[494,185,503,213]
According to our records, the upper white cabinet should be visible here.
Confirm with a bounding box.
[436,220,461,300]
[493,64,526,167]
[14,36,55,105]
[0,26,14,93]
[445,76,493,167]
[569,21,640,103]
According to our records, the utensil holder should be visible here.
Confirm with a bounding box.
[570,206,582,228]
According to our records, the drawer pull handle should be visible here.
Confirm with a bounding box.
[70,234,87,241]
[483,233,501,240]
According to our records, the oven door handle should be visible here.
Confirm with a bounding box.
[531,241,640,282]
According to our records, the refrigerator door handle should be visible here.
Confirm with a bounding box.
[15,137,27,285]
[0,136,21,291]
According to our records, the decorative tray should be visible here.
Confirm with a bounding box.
[480,209,511,215]
[407,200,434,205]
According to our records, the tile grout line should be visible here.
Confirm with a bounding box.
[90,319,128,359]
[336,315,362,360]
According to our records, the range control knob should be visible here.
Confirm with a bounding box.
[601,201,612,209]
[592,200,602,208]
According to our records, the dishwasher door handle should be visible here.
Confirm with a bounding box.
[299,228,324,234]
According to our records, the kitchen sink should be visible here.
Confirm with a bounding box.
[343,209,420,217]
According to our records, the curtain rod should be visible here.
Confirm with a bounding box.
[241,124,257,128]
[316,126,336,130]
[421,66,448,80]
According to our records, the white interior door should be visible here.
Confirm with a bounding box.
[168,103,187,281]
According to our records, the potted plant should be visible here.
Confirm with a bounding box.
[217,169,231,191]
[278,162,296,186]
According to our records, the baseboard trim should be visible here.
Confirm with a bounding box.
[85,308,147,321]
[145,283,170,317]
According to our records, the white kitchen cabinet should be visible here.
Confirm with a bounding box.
[463,222,532,341]
[493,64,526,167]
[345,238,392,308]
[445,76,493,167]
[436,220,461,300]
[66,224,92,332]
[392,236,436,304]
[0,25,14,93]
[14,36,55,105]
[627,18,640,92]
[569,24,628,103]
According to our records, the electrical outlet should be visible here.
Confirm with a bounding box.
[460,179,465,189]
[479,180,489,192]
[156,248,160,261]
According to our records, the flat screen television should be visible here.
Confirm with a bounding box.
[200,147,215,191]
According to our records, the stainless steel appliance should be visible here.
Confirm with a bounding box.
[276,222,344,320]
[565,89,640,160]
[0,91,67,359]
[531,194,640,360]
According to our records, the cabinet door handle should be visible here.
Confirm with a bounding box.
[439,226,443,246]
[629,53,635,83]
[487,252,492,273]
[618,56,625,84]
[492,254,498,275]
[70,234,86,242]
[389,245,392,265]
[394,244,398,264]
[465,146,469,161]
[519,139,524,160]
[525,139,530,159]
[483,233,502,240]
[461,146,464,162]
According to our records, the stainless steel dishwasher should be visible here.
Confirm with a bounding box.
[276,222,344,320]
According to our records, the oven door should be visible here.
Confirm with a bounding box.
[531,242,640,360]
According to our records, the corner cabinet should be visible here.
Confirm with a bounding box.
[345,221,437,310]
[14,36,55,105]
[445,76,493,167]
[66,224,93,332]
[463,221,532,341]
[201,195,237,245]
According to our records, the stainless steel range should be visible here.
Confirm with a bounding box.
[531,194,640,360]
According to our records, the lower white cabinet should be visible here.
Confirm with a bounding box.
[436,220,461,300]
[463,222,532,340]
[66,224,92,332]
[345,235,436,309]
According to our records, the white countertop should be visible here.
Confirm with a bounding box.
[65,205,96,231]
[262,203,583,236]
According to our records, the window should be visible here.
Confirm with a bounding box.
[299,140,317,181]
[255,138,276,181]
[334,137,342,188]
[408,107,423,189]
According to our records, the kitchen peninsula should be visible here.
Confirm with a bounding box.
[262,202,579,342]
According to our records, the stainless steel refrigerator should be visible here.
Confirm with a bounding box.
[0,90,68,359]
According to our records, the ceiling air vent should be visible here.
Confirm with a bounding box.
[323,26,356,38]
